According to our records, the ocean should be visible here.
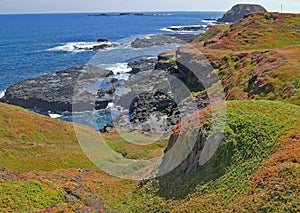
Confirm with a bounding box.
[0,12,223,91]
[0,12,223,129]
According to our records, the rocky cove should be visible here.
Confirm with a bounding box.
[0,33,211,135]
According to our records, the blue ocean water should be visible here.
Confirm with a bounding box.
[0,12,223,92]
[0,12,223,129]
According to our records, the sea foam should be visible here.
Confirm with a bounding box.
[48,41,119,52]
[160,25,207,33]
[0,90,6,99]
[105,63,132,74]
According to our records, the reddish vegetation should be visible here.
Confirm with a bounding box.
[190,12,300,105]
[199,13,300,51]
[172,105,211,134]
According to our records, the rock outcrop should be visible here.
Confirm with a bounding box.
[0,65,113,113]
[130,34,198,48]
[165,25,208,32]
[88,13,153,17]
[218,4,267,23]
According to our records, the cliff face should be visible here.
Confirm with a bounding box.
[218,4,267,22]
[156,12,300,200]
[157,100,300,200]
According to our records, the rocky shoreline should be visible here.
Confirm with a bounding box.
[130,34,198,48]
[0,19,224,135]
[0,65,113,114]
[0,5,267,133]
[0,39,212,134]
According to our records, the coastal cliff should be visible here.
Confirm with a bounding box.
[155,11,300,203]
[155,13,300,106]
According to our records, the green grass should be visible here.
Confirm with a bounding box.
[0,100,299,212]
[103,131,168,160]
[0,103,94,172]
[0,180,63,212]
[145,101,297,212]
[88,100,300,213]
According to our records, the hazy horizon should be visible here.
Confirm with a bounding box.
[0,0,299,14]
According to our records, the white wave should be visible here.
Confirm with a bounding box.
[159,28,175,32]
[105,63,132,74]
[202,19,217,23]
[106,102,115,109]
[0,90,6,99]
[48,41,119,52]
[160,25,207,33]
[49,113,63,119]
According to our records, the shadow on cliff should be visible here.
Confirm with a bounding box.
[155,153,227,200]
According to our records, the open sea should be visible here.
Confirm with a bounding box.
[0,12,223,129]
[0,12,223,91]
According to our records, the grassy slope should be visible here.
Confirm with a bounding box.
[0,103,94,172]
[127,100,300,213]
[0,102,166,211]
[194,12,300,105]
[199,13,300,51]
[1,100,299,212]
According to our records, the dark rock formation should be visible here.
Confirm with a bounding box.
[130,34,198,48]
[88,13,153,17]
[127,58,157,74]
[96,38,108,42]
[218,4,267,23]
[1,39,212,134]
[0,65,113,113]
[112,47,212,135]
[166,34,199,43]
[165,25,208,32]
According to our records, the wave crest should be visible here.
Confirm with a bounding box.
[48,41,120,52]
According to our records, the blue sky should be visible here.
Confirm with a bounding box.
[0,0,299,14]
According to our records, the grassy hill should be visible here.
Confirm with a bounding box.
[0,102,94,172]
[198,13,300,51]
[194,12,300,105]
[1,100,299,212]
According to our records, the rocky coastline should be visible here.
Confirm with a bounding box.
[0,39,211,134]
[0,15,224,133]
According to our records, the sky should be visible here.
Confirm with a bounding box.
[0,0,299,14]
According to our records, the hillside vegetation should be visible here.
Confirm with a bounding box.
[1,100,299,212]
[0,103,94,172]
[194,12,300,105]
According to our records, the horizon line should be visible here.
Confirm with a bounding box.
[0,10,226,15]
[0,9,294,15]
